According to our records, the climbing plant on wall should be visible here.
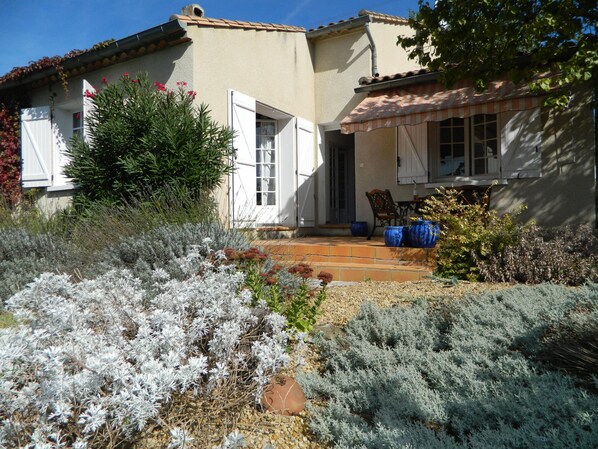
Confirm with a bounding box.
[0,100,22,206]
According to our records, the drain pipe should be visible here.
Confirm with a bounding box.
[363,16,379,77]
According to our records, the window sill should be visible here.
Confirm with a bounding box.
[46,184,76,192]
[424,178,507,189]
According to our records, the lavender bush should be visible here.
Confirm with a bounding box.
[0,241,289,448]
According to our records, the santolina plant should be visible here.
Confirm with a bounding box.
[0,241,290,449]
[301,284,598,448]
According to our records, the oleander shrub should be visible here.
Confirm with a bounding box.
[0,243,290,449]
[65,72,234,210]
[301,284,598,449]
[477,224,598,285]
[421,187,524,281]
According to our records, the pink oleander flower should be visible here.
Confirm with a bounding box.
[176,81,188,86]
[132,79,138,83]
[84,89,96,99]
[123,72,129,78]
[187,90,197,99]
[153,82,167,92]
[101,77,108,85]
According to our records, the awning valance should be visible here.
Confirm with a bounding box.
[340,79,543,134]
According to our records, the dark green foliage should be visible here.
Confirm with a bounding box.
[397,0,597,108]
[478,224,598,285]
[65,72,234,209]
[301,284,598,448]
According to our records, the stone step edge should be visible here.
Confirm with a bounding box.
[307,261,432,272]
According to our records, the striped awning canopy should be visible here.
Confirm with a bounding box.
[340,79,544,134]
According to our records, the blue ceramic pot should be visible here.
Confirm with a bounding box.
[407,219,440,248]
[384,226,404,247]
[350,221,368,237]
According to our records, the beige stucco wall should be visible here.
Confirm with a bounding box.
[369,21,421,77]
[312,30,370,126]
[354,126,399,224]
[188,27,315,125]
[491,90,595,227]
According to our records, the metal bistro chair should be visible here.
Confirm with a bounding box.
[365,189,401,240]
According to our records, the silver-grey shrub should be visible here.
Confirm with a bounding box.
[301,284,598,449]
[0,244,289,448]
[0,229,79,305]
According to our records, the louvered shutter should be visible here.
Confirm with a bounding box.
[21,106,52,188]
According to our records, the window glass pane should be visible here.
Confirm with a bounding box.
[263,150,275,163]
[440,144,452,159]
[454,143,465,158]
[474,158,486,175]
[474,124,486,141]
[473,115,484,125]
[256,165,262,177]
[451,117,464,127]
[487,139,497,155]
[440,127,451,143]
[486,121,497,140]
[257,193,262,206]
[438,160,453,177]
[453,126,464,143]
[72,112,82,129]
[453,158,465,175]
[474,142,485,158]
[257,136,275,149]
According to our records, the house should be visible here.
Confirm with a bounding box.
[0,5,595,230]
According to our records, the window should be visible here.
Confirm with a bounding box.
[256,118,277,206]
[435,114,498,179]
[72,111,84,139]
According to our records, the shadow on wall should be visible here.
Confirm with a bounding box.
[493,92,595,227]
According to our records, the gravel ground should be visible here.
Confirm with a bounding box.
[234,279,514,449]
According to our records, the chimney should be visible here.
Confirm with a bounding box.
[181,4,204,17]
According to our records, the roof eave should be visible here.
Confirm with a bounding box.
[306,15,370,39]
[354,71,439,93]
[0,19,188,93]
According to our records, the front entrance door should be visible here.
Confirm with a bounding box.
[326,131,355,224]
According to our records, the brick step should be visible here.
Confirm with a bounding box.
[256,240,435,266]
[306,261,432,283]
[253,237,436,282]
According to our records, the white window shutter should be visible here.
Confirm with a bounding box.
[82,79,95,140]
[229,90,257,226]
[21,106,53,188]
[296,117,315,227]
[397,124,428,183]
[501,108,542,178]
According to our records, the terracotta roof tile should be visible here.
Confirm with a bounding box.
[173,14,305,33]
[308,10,408,32]
[359,68,433,86]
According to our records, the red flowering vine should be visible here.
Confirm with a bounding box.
[0,103,22,206]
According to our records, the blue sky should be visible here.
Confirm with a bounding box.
[0,0,421,76]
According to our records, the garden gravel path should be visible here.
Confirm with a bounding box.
[234,279,514,449]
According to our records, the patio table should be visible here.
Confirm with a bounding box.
[395,199,424,225]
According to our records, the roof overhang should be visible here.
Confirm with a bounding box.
[0,19,189,93]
